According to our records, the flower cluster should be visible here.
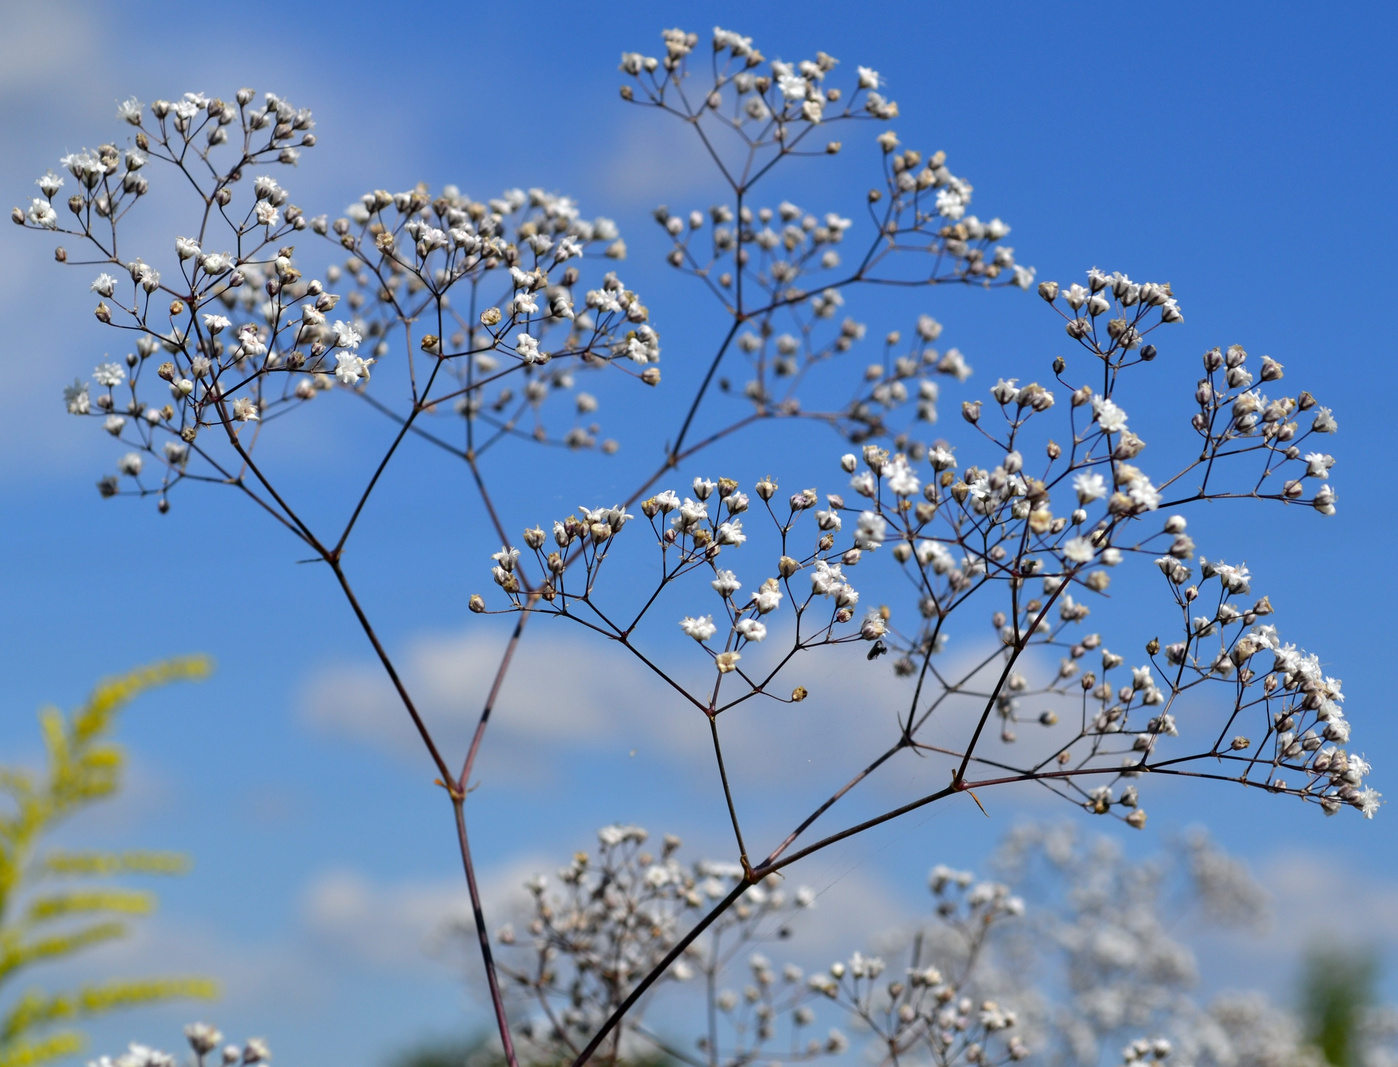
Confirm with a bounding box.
[87,1025,268,1067]
[490,825,1029,1067]
[19,94,653,512]
[479,295,1369,821]
[21,25,1372,1067]
[491,825,828,1067]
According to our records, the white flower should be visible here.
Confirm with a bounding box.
[855,511,886,549]
[117,452,143,476]
[1210,560,1251,594]
[713,26,754,55]
[778,74,808,101]
[90,273,117,297]
[680,615,718,642]
[622,334,653,363]
[716,519,746,546]
[36,170,64,196]
[1127,477,1161,510]
[232,397,259,421]
[202,313,231,334]
[884,455,920,497]
[1092,396,1128,433]
[654,489,680,512]
[711,569,742,598]
[200,252,234,275]
[115,96,142,124]
[515,332,544,363]
[332,320,362,349]
[1073,471,1108,504]
[857,66,880,89]
[104,415,126,435]
[1304,452,1333,478]
[163,441,189,466]
[334,351,375,386]
[736,618,767,642]
[26,198,58,228]
[672,497,708,532]
[935,187,966,220]
[1359,787,1382,818]
[1062,536,1095,564]
[93,362,126,388]
[750,578,783,614]
[232,323,267,358]
[63,380,89,414]
[811,559,844,596]
[135,263,160,292]
[586,288,622,314]
[175,236,201,260]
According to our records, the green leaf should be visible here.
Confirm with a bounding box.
[0,1030,84,1067]
[40,852,190,878]
[24,891,155,924]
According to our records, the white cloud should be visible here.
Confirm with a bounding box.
[297,620,1086,830]
[302,869,475,971]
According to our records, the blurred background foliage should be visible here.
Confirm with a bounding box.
[1302,943,1381,1067]
[0,657,219,1067]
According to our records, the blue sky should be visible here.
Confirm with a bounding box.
[1,1,1395,1065]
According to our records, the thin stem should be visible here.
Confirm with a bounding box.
[453,798,520,1067]
[569,881,748,1067]
[708,716,750,871]
[326,559,454,785]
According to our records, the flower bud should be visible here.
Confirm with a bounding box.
[469,594,486,613]
[1037,280,1059,302]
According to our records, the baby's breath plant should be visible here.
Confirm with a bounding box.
[14,22,1371,1067]
[0,658,218,1067]
[112,824,1395,1067]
